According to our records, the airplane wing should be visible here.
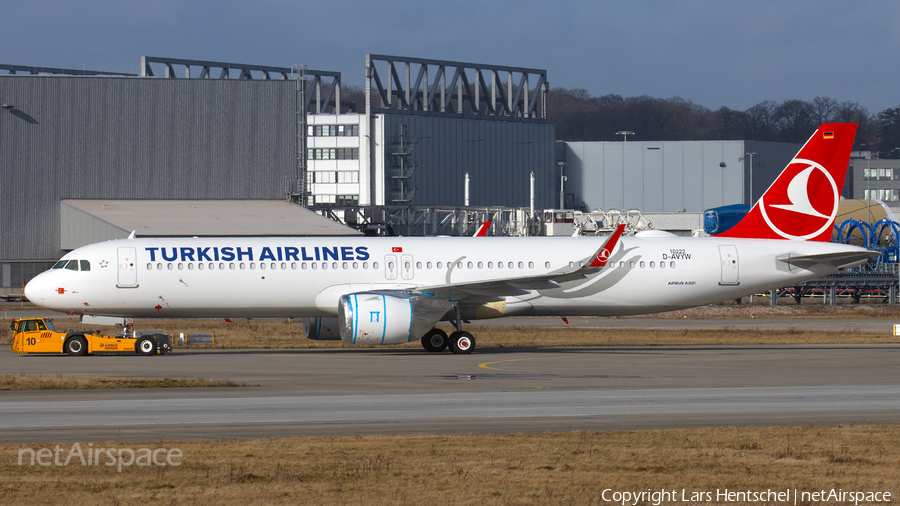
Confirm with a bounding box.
[416,224,626,298]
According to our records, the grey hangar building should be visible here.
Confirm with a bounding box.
[0,55,813,294]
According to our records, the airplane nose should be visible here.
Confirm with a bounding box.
[23,272,51,305]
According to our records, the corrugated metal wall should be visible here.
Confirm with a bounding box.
[0,76,296,266]
[568,141,747,213]
[567,140,802,213]
[380,115,556,208]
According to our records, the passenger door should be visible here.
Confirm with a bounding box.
[117,247,138,288]
[718,244,739,285]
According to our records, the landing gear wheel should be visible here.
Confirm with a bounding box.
[136,336,157,356]
[448,331,475,354]
[421,328,449,352]
[65,336,88,356]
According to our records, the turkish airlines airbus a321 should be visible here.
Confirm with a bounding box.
[25,123,875,354]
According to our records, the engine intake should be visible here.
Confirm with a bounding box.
[338,291,454,345]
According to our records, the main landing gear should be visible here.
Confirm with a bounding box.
[420,306,475,354]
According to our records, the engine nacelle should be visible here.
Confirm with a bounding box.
[338,291,454,345]
[303,317,342,340]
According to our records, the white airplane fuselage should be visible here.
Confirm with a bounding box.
[24,232,868,320]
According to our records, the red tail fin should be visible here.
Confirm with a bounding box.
[473,221,491,237]
[717,123,857,241]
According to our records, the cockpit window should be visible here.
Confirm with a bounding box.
[52,260,67,269]
[80,260,90,271]
[64,260,79,271]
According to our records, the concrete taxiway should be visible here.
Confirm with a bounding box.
[2,342,899,443]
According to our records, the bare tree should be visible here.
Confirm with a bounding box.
[774,99,816,143]
[811,96,839,124]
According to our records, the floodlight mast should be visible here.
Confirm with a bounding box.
[292,64,308,207]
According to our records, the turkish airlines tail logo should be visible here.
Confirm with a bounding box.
[716,123,857,242]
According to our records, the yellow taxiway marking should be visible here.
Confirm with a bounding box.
[478,357,557,371]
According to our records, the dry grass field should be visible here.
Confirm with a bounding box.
[0,375,249,390]
[0,302,894,350]
[2,425,899,505]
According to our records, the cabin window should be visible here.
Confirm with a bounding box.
[311,263,317,270]
[416,262,422,269]
[508,262,514,269]
[373,262,379,269]
[259,263,265,270]
[670,261,676,268]
[157,263,163,270]
[188,263,194,270]
[146,263,152,270]
[528,261,534,269]
[629,261,635,268]
[467,261,473,269]
[279,263,285,270]
[332,262,338,269]
[198,263,204,270]
[545,261,551,269]
[209,263,214,270]
[229,263,235,270]
[343,262,349,269]
[487,262,493,269]
[352,262,358,269]
[458,262,464,269]
[301,263,307,270]
[436,262,442,269]
[291,263,298,269]
[659,261,665,269]
[167,263,174,270]
[321,263,327,270]
[639,261,645,268]
[649,261,655,268]
[240,263,246,270]
[177,263,184,270]
[497,262,503,269]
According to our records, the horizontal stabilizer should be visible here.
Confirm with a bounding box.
[779,250,879,269]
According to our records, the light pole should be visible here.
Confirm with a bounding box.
[558,161,566,209]
[741,153,757,204]
[616,130,634,142]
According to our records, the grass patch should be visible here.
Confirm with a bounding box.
[2,425,899,505]
[1,304,896,349]
[0,374,254,390]
[6,317,890,350]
